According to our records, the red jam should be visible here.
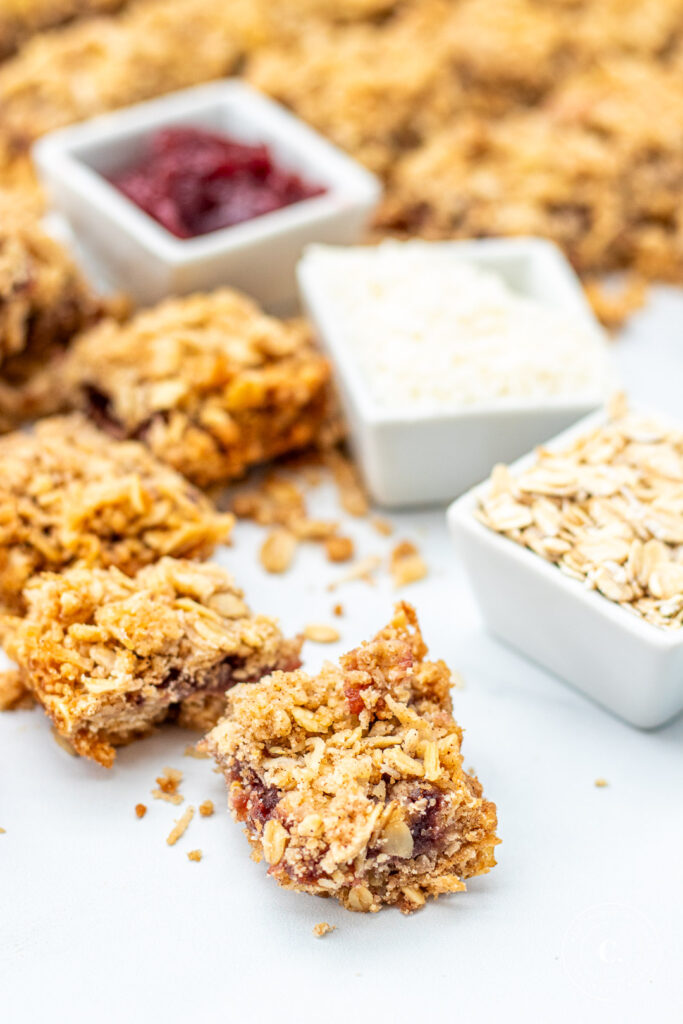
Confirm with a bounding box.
[109,126,326,239]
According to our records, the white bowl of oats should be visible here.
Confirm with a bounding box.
[447,398,683,728]
[298,238,612,507]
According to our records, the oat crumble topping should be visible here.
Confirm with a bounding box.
[65,290,335,489]
[206,602,498,913]
[2,557,302,766]
[0,413,233,613]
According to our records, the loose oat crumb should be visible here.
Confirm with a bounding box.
[304,624,341,644]
[153,767,183,804]
[313,922,336,938]
[0,670,34,711]
[260,527,298,573]
[0,827,6,834]
[167,806,195,846]
[324,450,369,517]
[595,778,609,788]
[184,744,209,759]
[135,804,147,819]
[199,800,214,817]
[451,670,466,691]
[390,541,428,587]
[187,849,203,862]
[372,516,394,537]
[332,603,344,617]
[328,555,382,590]
[51,727,77,756]
[325,535,355,563]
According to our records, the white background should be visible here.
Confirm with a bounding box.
[1,286,682,1023]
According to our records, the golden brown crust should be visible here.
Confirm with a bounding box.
[0,413,233,612]
[2,557,302,767]
[65,290,334,488]
[206,602,499,913]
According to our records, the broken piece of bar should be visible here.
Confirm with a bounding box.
[0,195,102,431]
[205,602,499,914]
[2,557,302,767]
[0,413,233,613]
[65,289,334,488]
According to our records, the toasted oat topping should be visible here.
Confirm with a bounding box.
[595,778,609,788]
[2,557,301,766]
[135,803,147,818]
[0,1,126,59]
[476,401,683,630]
[65,290,334,488]
[167,805,194,846]
[325,536,354,564]
[187,849,203,861]
[0,413,233,612]
[206,602,498,914]
[198,800,214,817]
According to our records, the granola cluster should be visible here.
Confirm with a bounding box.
[476,399,683,630]
[206,603,499,913]
[0,1,681,296]
[2,557,302,766]
[0,413,233,612]
[0,195,101,431]
[65,290,334,488]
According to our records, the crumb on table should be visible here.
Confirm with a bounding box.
[303,623,341,644]
[135,804,147,819]
[390,541,428,588]
[313,922,335,938]
[167,806,195,846]
[594,778,609,788]
[184,744,209,759]
[199,800,214,818]
[187,849,203,862]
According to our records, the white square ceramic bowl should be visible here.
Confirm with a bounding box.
[447,409,683,729]
[33,81,382,310]
[297,238,612,508]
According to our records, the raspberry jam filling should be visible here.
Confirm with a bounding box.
[109,126,326,239]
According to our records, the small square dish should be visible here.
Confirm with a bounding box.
[33,81,381,310]
[447,405,683,728]
[297,238,612,507]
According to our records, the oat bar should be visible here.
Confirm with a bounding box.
[2,557,302,766]
[0,0,125,59]
[0,198,101,430]
[205,602,499,913]
[0,413,232,612]
[66,289,334,488]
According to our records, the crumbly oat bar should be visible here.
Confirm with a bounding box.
[66,289,334,488]
[205,602,499,913]
[0,413,232,612]
[475,398,683,630]
[2,557,302,766]
[0,196,101,430]
[0,0,126,59]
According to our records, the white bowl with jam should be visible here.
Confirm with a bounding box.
[33,80,382,311]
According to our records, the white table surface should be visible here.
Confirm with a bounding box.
[1,286,682,1024]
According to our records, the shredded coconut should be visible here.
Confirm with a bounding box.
[306,242,610,410]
